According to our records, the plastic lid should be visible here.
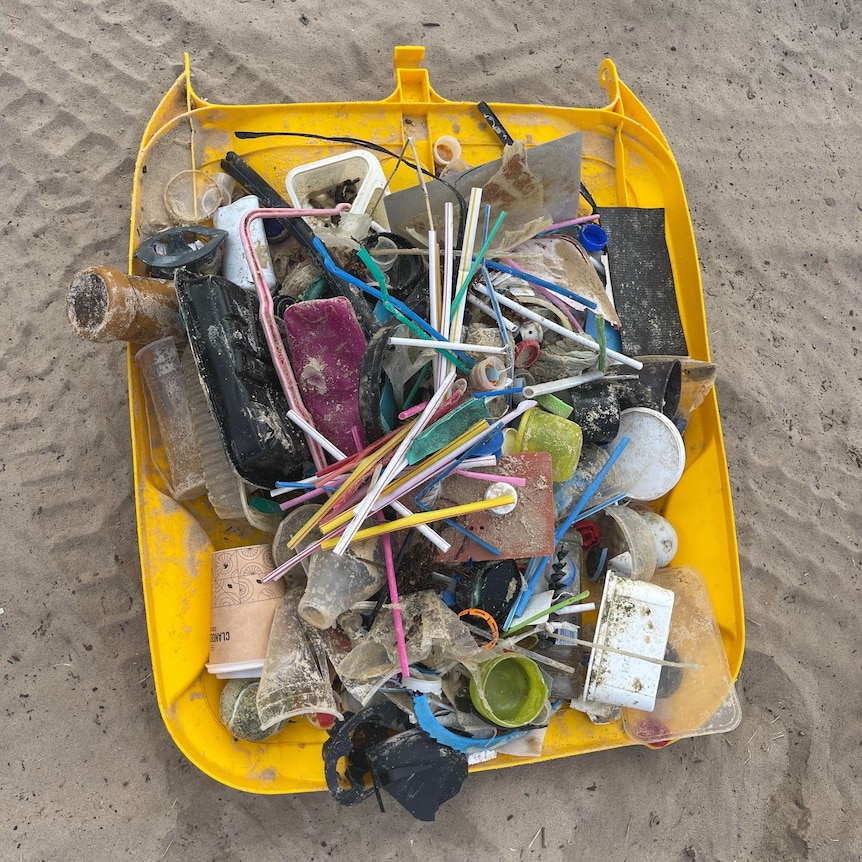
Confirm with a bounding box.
[579,223,609,252]
[607,408,686,501]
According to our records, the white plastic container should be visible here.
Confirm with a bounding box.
[285,150,389,231]
[213,194,277,292]
[584,572,675,711]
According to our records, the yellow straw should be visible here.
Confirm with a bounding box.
[318,419,491,535]
[286,423,413,549]
[318,494,516,550]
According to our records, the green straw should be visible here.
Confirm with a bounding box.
[503,590,591,635]
[449,210,507,318]
[357,246,470,374]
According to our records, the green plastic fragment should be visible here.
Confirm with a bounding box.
[535,393,574,418]
[406,398,491,465]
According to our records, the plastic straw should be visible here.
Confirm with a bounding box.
[388,337,508,355]
[467,294,519,332]
[378,511,411,679]
[453,469,527,486]
[286,409,348,460]
[472,386,523,398]
[449,188,483,349]
[332,370,457,555]
[319,494,516,550]
[504,590,591,635]
[522,371,606,399]
[538,214,601,234]
[474,283,643,370]
[485,259,597,309]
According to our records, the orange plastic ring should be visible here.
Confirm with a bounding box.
[458,607,499,649]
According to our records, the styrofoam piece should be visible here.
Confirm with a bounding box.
[213,194,277,291]
[285,150,389,231]
[584,572,675,711]
[607,407,686,501]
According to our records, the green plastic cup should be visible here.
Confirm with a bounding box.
[514,407,583,482]
[469,654,549,728]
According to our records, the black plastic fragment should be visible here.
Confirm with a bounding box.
[322,701,405,807]
[174,270,310,488]
[135,225,227,280]
[366,728,468,821]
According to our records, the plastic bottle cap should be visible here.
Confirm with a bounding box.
[485,481,518,515]
[579,224,609,252]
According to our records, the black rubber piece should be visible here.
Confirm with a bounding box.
[134,225,227,279]
[321,701,405,807]
[477,101,514,146]
[598,207,688,356]
[175,270,310,488]
[358,319,400,444]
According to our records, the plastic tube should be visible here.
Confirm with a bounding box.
[433,135,462,167]
[522,371,607,399]
[474,283,643,370]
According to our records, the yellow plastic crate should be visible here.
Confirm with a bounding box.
[128,46,743,793]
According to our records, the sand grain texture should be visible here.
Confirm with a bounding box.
[1,1,860,859]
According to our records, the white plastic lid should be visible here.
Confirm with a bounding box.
[607,408,686,502]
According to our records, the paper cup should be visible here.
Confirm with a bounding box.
[206,544,286,678]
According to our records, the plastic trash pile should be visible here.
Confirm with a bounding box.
[67,110,739,820]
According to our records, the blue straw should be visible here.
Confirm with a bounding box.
[313,237,474,368]
[485,260,598,309]
[472,387,523,398]
[506,435,631,626]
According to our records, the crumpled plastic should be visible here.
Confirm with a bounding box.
[335,591,488,698]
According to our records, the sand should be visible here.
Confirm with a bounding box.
[2,0,860,859]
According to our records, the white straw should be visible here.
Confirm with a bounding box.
[438,202,456,390]
[467,294,519,332]
[473,283,643,370]
[521,370,607,399]
[388,337,507,355]
[286,410,348,461]
[449,188,483,348]
[428,230,441,389]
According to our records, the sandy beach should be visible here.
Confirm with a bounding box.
[2,0,860,859]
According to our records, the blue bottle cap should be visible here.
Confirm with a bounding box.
[579,224,609,252]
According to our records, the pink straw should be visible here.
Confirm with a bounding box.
[239,205,350,471]
[542,214,601,232]
[379,513,411,679]
[453,469,527,487]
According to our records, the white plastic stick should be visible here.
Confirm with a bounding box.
[474,284,643,370]
[286,410,348,461]
[521,370,607,399]
[438,203,456,390]
[428,229,441,389]
[388,337,507,355]
[450,188,483,348]
[467,294,519,332]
